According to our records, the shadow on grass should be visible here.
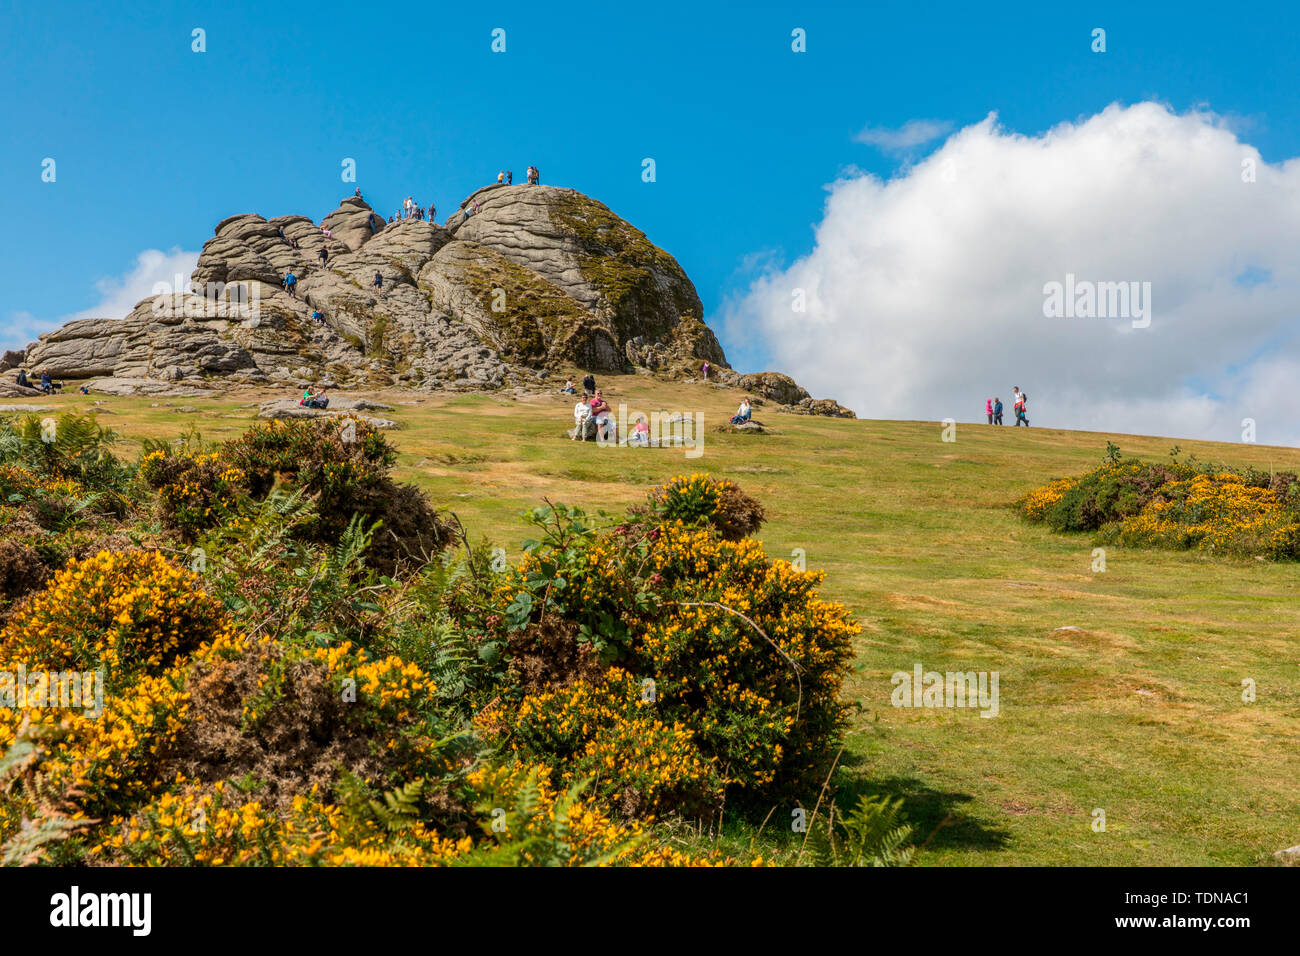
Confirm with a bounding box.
[834,762,1011,855]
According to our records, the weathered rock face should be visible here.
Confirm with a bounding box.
[19,185,827,401]
[733,372,810,406]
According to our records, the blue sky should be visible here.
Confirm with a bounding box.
[3,0,1299,381]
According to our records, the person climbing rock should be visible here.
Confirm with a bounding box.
[367,212,377,234]
[372,271,383,295]
[283,272,297,298]
[317,246,328,267]
[311,309,326,326]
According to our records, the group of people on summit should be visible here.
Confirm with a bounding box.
[985,388,1030,426]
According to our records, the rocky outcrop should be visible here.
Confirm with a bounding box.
[257,397,398,429]
[780,397,857,418]
[19,184,840,406]
[733,372,810,406]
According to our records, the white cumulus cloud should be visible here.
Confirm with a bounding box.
[3,247,199,351]
[725,102,1300,446]
[854,119,953,154]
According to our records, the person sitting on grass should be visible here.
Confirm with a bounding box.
[631,414,650,446]
[571,392,592,441]
[560,379,576,395]
[589,389,615,443]
[40,370,56,394]
[300,387,329,410]
[730,398,752,425]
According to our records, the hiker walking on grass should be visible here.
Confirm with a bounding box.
[993,397,1003,425]
[582,373,596,395]
[985,398,993,424]
[1012,387,1029,427]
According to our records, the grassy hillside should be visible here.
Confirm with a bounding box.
[12,374,1300,865]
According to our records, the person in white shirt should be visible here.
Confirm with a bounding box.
[572,393,592,441]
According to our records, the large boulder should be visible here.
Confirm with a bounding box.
[447,185,723,361]
[321,196,386,252]
[735,372,810,406]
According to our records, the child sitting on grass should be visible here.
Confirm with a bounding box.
[631,414,650,446]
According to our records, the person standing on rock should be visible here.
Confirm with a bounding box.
[283,272,297,298]
[507,170,513,185]
[497,171,505,184]
[354,187,362,199]
[372,271,384,296]
[429,202,436,222]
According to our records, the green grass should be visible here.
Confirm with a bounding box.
[12,376,1300,866]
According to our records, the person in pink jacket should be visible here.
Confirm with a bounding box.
[985,398,993,424]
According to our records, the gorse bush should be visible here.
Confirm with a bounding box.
[648,472,766,540]
[0,550,234,686]
[0,427,870,867]
[139,417,454,575]
[471,474,858,807]
[1019,447,1300,559]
